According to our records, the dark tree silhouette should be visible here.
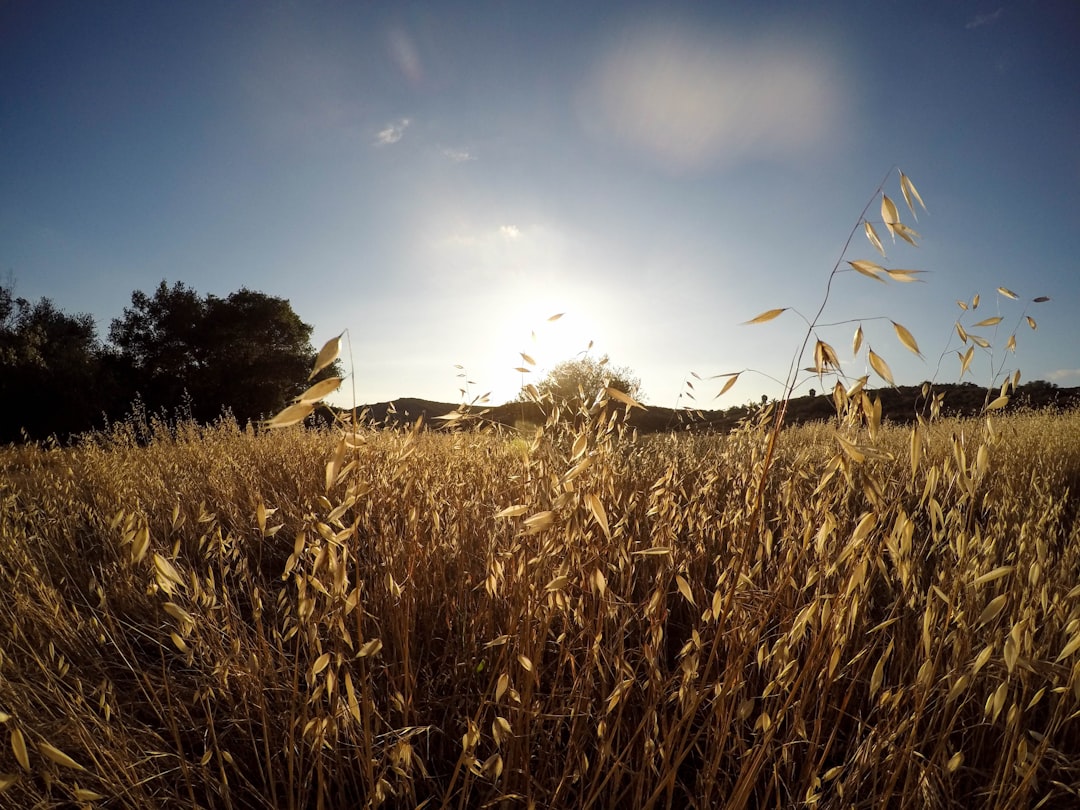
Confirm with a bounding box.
[109,281,334,424]
[199,288,324,421]
[0,284,108,441]
[108,280,205,416]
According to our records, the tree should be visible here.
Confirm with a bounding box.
[525,354,642,407]
[199,288,323,420]
[109,281,334,424]
[108,280,205,415]
[0,284,108,441]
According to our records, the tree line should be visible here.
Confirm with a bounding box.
[1,280,336,443]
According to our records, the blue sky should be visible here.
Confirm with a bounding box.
[3,1,1078,408]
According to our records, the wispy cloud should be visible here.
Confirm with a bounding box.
[1047,368,1080,383]
[966,8,1003,29]
[386,28,423,85]
[442,147,476,162]
[374,118,411,146]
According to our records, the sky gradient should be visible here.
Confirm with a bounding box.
[3,1,1078,409]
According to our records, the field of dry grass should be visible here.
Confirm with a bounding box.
[2,400,1079,809]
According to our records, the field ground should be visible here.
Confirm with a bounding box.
[1,407,1079,808]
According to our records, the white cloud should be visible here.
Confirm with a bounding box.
[578,23,847,171]
[1047,368,1080,383]
[442,147,476,162]
[966,8,1003,29]
[374,118,411,146]
[500,225,521,240]
[386,28,424,85]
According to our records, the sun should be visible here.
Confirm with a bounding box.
[486,299,605,404]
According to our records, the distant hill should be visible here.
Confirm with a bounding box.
[344,381,1080,434]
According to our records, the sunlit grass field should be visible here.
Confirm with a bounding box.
[2,404,1079,808]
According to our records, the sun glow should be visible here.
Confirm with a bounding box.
[485,299,606,404]
[423,216,620,405]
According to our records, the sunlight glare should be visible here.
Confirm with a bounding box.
[487,299,605,404]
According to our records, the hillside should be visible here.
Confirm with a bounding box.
[351,381,1080,433]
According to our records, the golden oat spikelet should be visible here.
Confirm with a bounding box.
[295,376,342,404]
[38,742,85,771]
[585,493,611,539]
[892,222,920,246]
[813,340,841,373]
[867,349,895,386]
[885,268,927,282]
[264,402,315,429]
[880,193,900,237]
[10,728,28,771]
[891,321,922,357]
[744,308,787,324]
[605,387,645,410]
[717,372,740,397]
[848,260,887,283]
[899,171,927,217]
[864,221,885,256]
[309,332,343,380]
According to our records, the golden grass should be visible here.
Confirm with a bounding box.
[1,171,1072,808]
[2,404,1079,808]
